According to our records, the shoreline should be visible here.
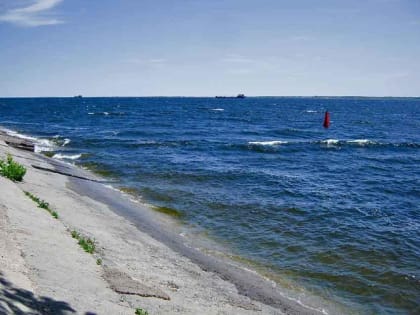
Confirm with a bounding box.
[0,128,326,314]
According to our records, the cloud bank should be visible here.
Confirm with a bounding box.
[0,0,64,27]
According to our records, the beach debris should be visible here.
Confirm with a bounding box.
[104,268,170,300]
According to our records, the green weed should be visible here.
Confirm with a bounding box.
[135,308,149,315]
[24,191,58,219]
[0,154,26,181]
[71,229,96,254]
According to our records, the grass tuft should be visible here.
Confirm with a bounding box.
[78,237,96,254]
[135,308,149,315]
[71,229,96,254]
[71,230,80,239]
[96,258,102,265]
[24,191,58,219]
[0,154,26,181]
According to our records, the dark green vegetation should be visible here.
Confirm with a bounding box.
[24,191,58,219]
[41,151,55,158]
[80,162,118,178]
[135,308,149,315]
[151,205,183,218]
[71,230,96,254]
[0,154,26,181]
[96,258,102,265]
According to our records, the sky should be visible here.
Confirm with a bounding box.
[0,0,419,97]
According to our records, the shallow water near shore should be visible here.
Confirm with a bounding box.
[0,97,419,314]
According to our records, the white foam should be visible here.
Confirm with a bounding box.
[2,128,37,141]
[88,112,94,115]
[211,108,225,111]
[104,112,109,115]
[347,139,375,146]
[1,127,57,153]
[52,153,82,160]
[321,139,340,145]
[248,140,288,146]
[62,139,71,146]
[305,110,317,113]
[34,139,55,153]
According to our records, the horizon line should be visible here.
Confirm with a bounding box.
[1,95,420,99]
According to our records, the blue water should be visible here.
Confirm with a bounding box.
[1,97,419,314]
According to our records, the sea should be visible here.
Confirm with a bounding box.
[0,97,419,314]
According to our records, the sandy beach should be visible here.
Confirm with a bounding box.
[0,131,321,315]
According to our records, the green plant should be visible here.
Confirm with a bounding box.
[0,154,26,181]
[71,230,80,239]
[38,200,50,210]
[135,308,149,315]
[24,191,58,219]
[78,237,96,254]
[96,258,102,265]
[71,229,96,254]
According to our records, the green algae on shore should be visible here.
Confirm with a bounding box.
[118,186,141,196]
[79,161,119,178]
[151,205,184,218]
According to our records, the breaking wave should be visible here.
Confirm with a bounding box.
[248,140,288,146]
[52,153,82,160]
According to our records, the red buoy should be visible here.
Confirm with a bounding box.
[323,111,330,128]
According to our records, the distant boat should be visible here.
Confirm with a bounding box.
[215,94,246,99]
[74,95,83,98]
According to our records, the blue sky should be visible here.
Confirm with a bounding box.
[0,0,419,96]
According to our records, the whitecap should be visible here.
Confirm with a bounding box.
[52,153,82,160]
[211,108,225,111]
[88,112,94,115]
[248,140,288,146]
[62,139,71,146]
[1,128,37,141]
[347,139,375,146]
[321,139,340,145]
[34,139,56,153]
[103,112,109,115]
[305,110,318,113]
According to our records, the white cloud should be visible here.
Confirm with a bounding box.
[124,58,168,69]
[221,54,254,64]
[0,0,64,27]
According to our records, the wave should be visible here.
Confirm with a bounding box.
[1,128,56,153]
[1,127,37,141]
[211,108,225,111]
[305,110,318,113]
[34,139,56,153]
[53,153,82,160]
[318,139,377,147]
[0,127,65,153]
[318,139,419,148]
[320,139,340,145]
[87,111,125,116]
[248,140,288,146]
[346,139,377,146]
